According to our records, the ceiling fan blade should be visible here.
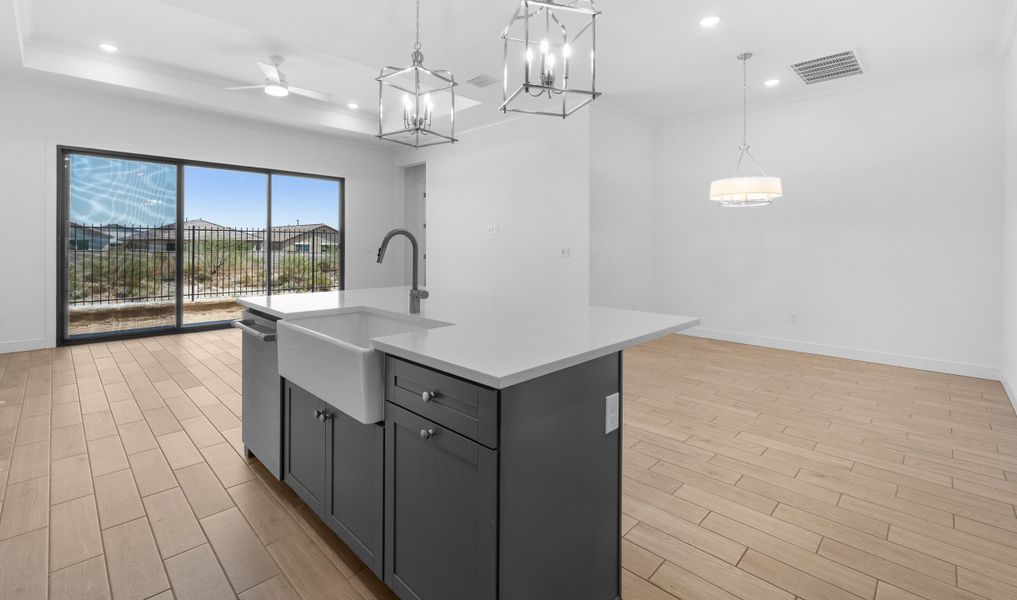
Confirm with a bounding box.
[288,86,333,102]
[225,85,264,90]
[258,61,281,82]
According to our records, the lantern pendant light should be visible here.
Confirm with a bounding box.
[499,0,601,118]
[708,53,783,207]
[376,0,458,148]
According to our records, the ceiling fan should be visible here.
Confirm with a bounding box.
[226,56,332,102]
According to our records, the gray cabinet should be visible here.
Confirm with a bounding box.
[283,381,384,576]
[384,403,497,600]
[283,382,326,515]
[326,408,384,576]
[384,355,622,600]
[282,353,622,600]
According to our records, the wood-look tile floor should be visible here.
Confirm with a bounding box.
[0,330,1015,599]
[0,329,392,600]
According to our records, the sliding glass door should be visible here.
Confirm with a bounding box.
[270,174,343,295]
[58,148,344,344]
[62,153,179,337]
[181,166,268,325]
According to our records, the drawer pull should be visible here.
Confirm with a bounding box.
[421,390,441,403]
[419,428,435,441]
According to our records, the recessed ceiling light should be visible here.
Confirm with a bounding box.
[99,43,118,53]
[347,103,359,110]
[764,79,781,87]
[699,16,721,28]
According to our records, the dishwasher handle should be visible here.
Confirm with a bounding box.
[233,319,277,342]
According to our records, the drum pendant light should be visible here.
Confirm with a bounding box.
[709,53,783,207]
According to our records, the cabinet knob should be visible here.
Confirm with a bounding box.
[421,390,441,403]
[419,428,435,441]
[313,409,323,420]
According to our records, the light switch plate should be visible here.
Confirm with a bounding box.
[605,393,619,434]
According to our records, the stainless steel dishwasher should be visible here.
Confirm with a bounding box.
[234,308,283,479]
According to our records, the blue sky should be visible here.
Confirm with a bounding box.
[69,155,341,229]
[185,167,341,229]
[270,173,341,229]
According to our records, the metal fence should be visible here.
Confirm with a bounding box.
[67,224,342,306]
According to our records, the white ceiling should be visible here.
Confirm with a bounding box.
[2,0,1013,140]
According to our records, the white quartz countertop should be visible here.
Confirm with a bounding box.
[240,287,699,389]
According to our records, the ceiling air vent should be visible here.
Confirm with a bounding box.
[790,50,865,85]
[466,74,499,88]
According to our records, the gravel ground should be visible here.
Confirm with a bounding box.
[68,299,243,335]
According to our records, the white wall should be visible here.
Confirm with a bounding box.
[394,113,591,303]
[403,164,427,285]
[1004,49,1017,399]
[589,104,657,311]
[0,82,406,352]
[651,65,1004,378]
[8,60,1000,384]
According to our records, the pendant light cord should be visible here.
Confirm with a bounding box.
[742,56,748,148]
[736,53,768,177]
[414,0,421,51]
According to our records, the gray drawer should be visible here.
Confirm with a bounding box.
[385,357,498,448]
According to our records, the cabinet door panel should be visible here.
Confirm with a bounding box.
[385,404,496,600]
[283,382,326,515]
[326,409,384,577]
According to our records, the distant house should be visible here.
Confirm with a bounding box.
[121,219,263,252]
[115,220,339,253]
[270,224,341,254]
[99,224,138,244]
[68,224,113,251]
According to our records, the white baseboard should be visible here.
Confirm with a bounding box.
[1002,371,1017,414]
[0,338,50,354]
[682,327,1002,381]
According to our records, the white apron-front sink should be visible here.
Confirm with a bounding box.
[277,310,450,423]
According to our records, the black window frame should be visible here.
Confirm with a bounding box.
[57,145,346,346]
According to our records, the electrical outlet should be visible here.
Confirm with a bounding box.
[488,225,501,234]
[560,247,571,258]
[605,393,619,434]
[790,312,799,325]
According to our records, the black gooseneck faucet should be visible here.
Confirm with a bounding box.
[377,229,428,313]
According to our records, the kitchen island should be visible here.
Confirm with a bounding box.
[237,286,698,600]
